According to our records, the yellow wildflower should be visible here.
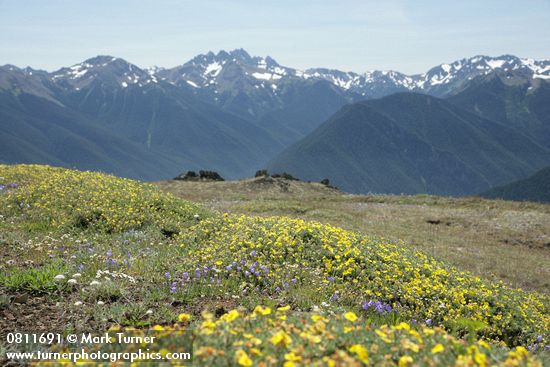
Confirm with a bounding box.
[284,352,302,362]
[270,331,293,347]
[253,305,272,316]
[474,352,487,367]
[311,315,327,322]
[349,344,369,364]
[250,348,263,356]
[344,312,358,322]
[177,313,191,322]
[235,349,253,367]
[398,355,413,367]
[431,344,444,354]
[395,322,411,331]
[200,320,216,335]
[220,309,240,323]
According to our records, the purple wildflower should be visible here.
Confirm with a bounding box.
[170,281,177,293]
[362,299,394,314]
[425,319,433,326]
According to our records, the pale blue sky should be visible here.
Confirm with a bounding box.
[1,0,549,74]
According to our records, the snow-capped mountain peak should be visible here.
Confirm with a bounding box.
[50,55,158,88]
[17,50,547,100]
[155,49,296,90]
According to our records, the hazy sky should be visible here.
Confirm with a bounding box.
[1,0,549,74]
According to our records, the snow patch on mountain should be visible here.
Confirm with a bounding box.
[38,51,550,98]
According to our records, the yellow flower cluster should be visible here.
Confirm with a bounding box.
[2,164,548,366]
[0,164,204,233]
[178,214,549,346]
[45,307,538,366]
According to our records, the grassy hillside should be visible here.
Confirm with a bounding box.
[1,165,549,366]
[157,177,550,295]
[480,166,550,204]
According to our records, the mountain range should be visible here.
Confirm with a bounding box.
[1,49,549,196]
[267,91,550,196]
[480,166,550,203]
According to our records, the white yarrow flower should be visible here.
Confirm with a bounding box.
[74,301,83,306]
[67,279,78,285]
[90,280,101,286]
[54,274,66,281]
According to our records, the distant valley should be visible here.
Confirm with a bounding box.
[1,50,549,197]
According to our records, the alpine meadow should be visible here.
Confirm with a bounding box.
[1,1,549,366]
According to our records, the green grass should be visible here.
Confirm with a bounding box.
[155,177,550,295]
[0,261,69,294]
[1,165,549,366]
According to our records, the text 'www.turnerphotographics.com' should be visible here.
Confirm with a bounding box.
[4,332,193,363]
